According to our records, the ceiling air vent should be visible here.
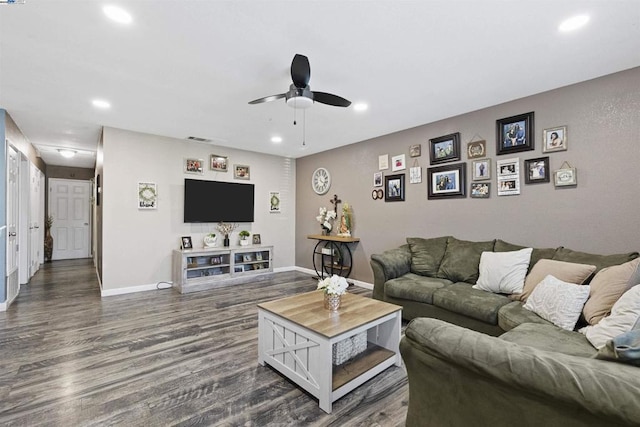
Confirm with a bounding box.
[186,136,212,143]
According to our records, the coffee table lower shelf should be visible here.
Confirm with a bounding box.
[332,343,395,390]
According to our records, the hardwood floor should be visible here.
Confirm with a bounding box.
[0,260,408,426]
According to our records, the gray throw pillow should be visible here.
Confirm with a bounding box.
[436,237,495,283]
[406,236,450,277]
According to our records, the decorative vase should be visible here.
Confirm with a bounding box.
[240,239,249,246]
[223,235,230,247]
[203,235,217,248]
[44,228,53,262]
[321,227,330,236]
[324,293,341,311]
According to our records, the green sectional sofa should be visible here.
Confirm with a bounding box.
[370,236,640,426]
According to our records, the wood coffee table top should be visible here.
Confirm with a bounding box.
[257,291,401,338]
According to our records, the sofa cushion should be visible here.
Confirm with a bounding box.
[494,239,558,274]
[518,259,596,301]
[498,301,552,331]
[385,273,452,304]
[500,323,597,358]
[406,236,450,277]
[582,258,640,325]
[436,237,495,283]
[473,248,532,294]
[581,285,640,349]
[552,247,639,280]
[432,282,510,324]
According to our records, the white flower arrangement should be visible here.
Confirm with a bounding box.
[317,274,349,296]
[316,207,337,231]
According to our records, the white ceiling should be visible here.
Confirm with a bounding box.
[1,1,639,169]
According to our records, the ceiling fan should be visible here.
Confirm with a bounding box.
[248,54,351,109]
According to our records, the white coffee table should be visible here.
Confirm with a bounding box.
[257,291,402,413]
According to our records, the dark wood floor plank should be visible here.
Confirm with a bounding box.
[0,260,407,426]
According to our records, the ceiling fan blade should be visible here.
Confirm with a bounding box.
[248,93,286,105]
[312,92,351,107]
[291,54,310,88]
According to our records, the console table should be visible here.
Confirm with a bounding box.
[307,234,360,279]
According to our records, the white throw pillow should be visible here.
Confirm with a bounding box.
[580,285,640,349]
[523,275,590,331]
[473,248,533,294]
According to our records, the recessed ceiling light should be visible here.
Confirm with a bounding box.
[271,136,283,143]
[353,103,368,112]
[103,5,133,24]
[58,149,77,159]
[559,14,590,32]
[92,99,111,109]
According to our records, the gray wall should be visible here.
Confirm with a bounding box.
[296,67,640,284]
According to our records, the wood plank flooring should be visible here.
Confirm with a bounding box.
[0,260,408,426]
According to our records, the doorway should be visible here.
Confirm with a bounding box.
[48,178,92,260]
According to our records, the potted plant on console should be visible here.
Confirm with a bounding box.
[239,230,250,246]
[203,233,217,248]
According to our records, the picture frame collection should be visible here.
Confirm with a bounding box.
[184,153,251,181]
[373,110,575,202]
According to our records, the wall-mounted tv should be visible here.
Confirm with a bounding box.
[184,179,255,223]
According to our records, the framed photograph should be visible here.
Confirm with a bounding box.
[138,182,157,209]
[252,234,261,245]
[471,158,491,181]
[181,236,193,250]
[470,182,490,198]
[409,144,421,157]
[384,174,405,202]
[234,164,250,180]
[184,158,204,174]
[543,126,568,153]
[256,252,263,261]
[378,154,389,170]
[409,166,422,184]
[269,191,280,213]
[391,154,406,172]
[467,140,486,159]
[373,171,383,187]
[429,132,460,165]
[242,254,252,262]
[371,189,384,200]
[234,266,243,273]
[496,112,534,155]
[554,162,577,187]
[497,157,519,177]
[427,162,466,199]
[210,154,228,171]
[211,256,222,265]
[524,157,550,184]
[497,157,520,196]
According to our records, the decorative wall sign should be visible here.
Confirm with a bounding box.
[467,140,486,159]
[554,161,577,187]
[138,182,157,209]
[409,166,422,184]
[497,157,520,196]
[409,144,421,157]
[391,154,406,171]
[378,154,389,170]
[427,162,466,199]
[472,158,491,181]
[269,191,281,213]
[524,157,550,184]
[543,126,568,153]
[496,112,534,155]
[429,132,461,165]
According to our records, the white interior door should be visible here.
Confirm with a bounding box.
[50,179,91,260]
[6,144,20,302]
[18,155,30,285]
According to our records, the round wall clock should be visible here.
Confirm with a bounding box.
[311,167,331,195]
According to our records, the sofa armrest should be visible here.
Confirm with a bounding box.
[370,244,411,300]
[401,318,640,427]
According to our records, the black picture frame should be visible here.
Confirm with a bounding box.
[470,182,490,198]
[524,156,550,184]
[252,234,261,245]
[429,132,460,165]
[181,236,193,250]
[496,111,535,155]
[427,162,467,199]
[384,174,405,202]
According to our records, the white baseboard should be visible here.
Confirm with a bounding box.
[101,282,173,297]
[0,301,5,312]
[0,283,20,312]
[291,266,374,290]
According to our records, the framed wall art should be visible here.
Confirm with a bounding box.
[269,191,281,213]
[409,166,422,184]
[467,140,486,159]
[210,154,228,171]
[496,112,534,155]
[137,182,157,209]
[234,164,250,180]
[184,158,204,174]
[378,154,389,170]
[391,154,406,171]
[470,182,490,198]
[373,171,383,187]
[554,161,577,187]
[384,174,405,202]
[409,144,421,157]
[471,158,491,181]
[427,162,466,199]
[524,157,550,184]
[496,157,520,196]
[429,132,460,165]
[543,126,567,153]
[371,189,384,200]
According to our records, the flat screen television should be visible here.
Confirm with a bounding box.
[184,179,255,223]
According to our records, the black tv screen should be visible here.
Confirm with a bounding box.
[184,179,255,223]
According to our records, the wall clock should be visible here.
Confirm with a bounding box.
[311,167,331,195]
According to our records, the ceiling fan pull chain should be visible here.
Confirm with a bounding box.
[302,109,306,146]
[293,99,297,125]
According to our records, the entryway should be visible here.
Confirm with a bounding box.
[48,178,92,260]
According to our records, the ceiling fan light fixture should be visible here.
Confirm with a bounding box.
[58,149,77,158]
[286,96,313,109]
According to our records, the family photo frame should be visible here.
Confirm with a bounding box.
[384,174,405,202]
[184,158,204,175]
[429,132,460,165]
[181,236,193,250]
[542,126,568,153]
[234,164,250,180]
[471,158,491,181]
[210,154,228,172]
[470,182,490,198]
[496,112,534,155]
[524,157,550,184]
[427,162,466,199]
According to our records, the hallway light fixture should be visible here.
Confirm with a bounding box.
[58,149,77,159]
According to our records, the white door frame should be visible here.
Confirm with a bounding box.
[48,178,92,260]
